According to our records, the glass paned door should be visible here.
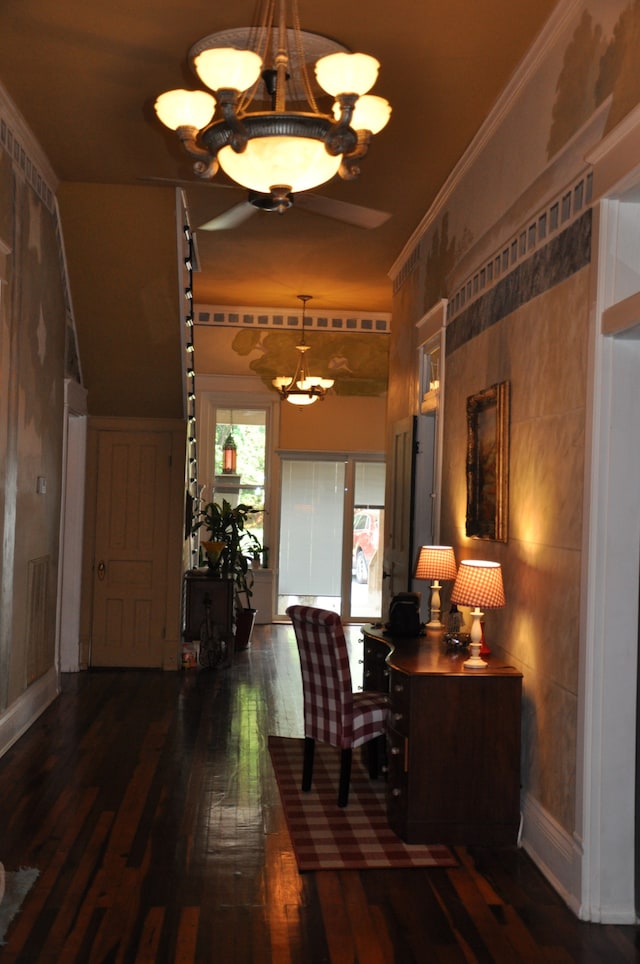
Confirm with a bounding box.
[278,459,345,614]
[277,456,385,621]
[350,462,385,620]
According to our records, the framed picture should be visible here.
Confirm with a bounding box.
[465,380,510,542]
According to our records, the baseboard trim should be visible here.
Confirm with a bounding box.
[521,791,583,918]
[0,668,60,758]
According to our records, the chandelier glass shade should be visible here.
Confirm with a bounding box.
[153,0,391,199]
[218,134,343,194]
[273,296,334,406]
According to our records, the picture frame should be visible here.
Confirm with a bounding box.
[465,380,510,542]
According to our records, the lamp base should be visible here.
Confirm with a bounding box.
[463,638,488,670]
[464,653,489,670]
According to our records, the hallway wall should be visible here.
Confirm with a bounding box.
[388,0,640,918]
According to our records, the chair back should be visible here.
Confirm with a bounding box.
[286,605,357,749]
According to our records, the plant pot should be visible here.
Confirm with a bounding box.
[235,608,257,650]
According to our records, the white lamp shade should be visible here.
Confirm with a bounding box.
[154,89,216,130]
[451,560,505,609]
[315,52,380,96]
[218,135,342,194]
[297,376,334,390]
[285,393,319,406]
[194,48,263,93]
[334,94,391,134]
[414,546,457,582]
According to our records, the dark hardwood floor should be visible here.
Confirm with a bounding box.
[0,624,638,962]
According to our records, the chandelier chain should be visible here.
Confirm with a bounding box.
[292,1,320,113]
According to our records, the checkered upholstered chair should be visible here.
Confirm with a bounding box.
[286,605,390,807]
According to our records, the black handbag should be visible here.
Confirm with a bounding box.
[387,592,422,636]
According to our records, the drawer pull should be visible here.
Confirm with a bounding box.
[393,712,403,722]
[391,788,402,797]
[393,683,404,693]
[390,745,401,756]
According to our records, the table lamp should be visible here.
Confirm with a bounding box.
[414,545,457,630]
[450,560,505,670]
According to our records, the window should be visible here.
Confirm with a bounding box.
[213,408,266,550]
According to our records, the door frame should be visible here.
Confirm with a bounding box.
[572,112,640,921]
[56,378,88,672]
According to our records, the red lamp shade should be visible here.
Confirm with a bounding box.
[450,560,505,670]
[414,545,457,630]
[414,545,457,582]
[451,560,505,610]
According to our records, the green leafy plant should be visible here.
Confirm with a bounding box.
[193,499,262,608]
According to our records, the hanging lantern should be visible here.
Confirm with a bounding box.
[222,433,237,474]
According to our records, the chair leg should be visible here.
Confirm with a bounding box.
[338,748,352,807]
[302,737,315,792]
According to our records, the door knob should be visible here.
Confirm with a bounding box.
[97,560,106,581]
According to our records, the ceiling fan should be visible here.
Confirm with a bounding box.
[199,186,390,231]
[141,177,390,231]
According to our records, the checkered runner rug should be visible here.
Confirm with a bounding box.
[268,736,457,871]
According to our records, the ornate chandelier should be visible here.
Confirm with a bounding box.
[153,0,391,208]
[272,296,333,406]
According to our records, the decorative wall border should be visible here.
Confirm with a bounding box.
[0,118,55,214]
[195,304,391,334]
[447,172,592,324]
[446,205,592,356]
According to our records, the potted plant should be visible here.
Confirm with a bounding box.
[194,499,263,649]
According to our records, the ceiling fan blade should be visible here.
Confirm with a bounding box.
[295,193,391,229]
[138,176,236,192]
[198,202,258,231]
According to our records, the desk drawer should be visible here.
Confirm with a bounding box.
[386,723,408,832]
[388,669,410,734]
[363,637,390,692]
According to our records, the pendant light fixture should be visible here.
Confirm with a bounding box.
[153,0,391,207]
[222,430,237,474]
[272,296,334,406]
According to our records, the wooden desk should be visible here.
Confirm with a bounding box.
[362,625,522,846]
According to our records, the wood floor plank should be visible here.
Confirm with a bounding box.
[340,872,393,964]
[314,871,357,964]
[0,625,638,961]
[174,906,200,963]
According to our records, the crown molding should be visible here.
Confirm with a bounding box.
[389,0,582,282]
[0,79,58,202]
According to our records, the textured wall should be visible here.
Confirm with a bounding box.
[441,267,589,829]
[0,130,69,710]
[389,0,640,842]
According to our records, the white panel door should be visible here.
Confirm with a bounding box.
[90,430,172,668]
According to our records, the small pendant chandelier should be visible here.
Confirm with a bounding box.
[152,0,391,207]
[272,296,333,406]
